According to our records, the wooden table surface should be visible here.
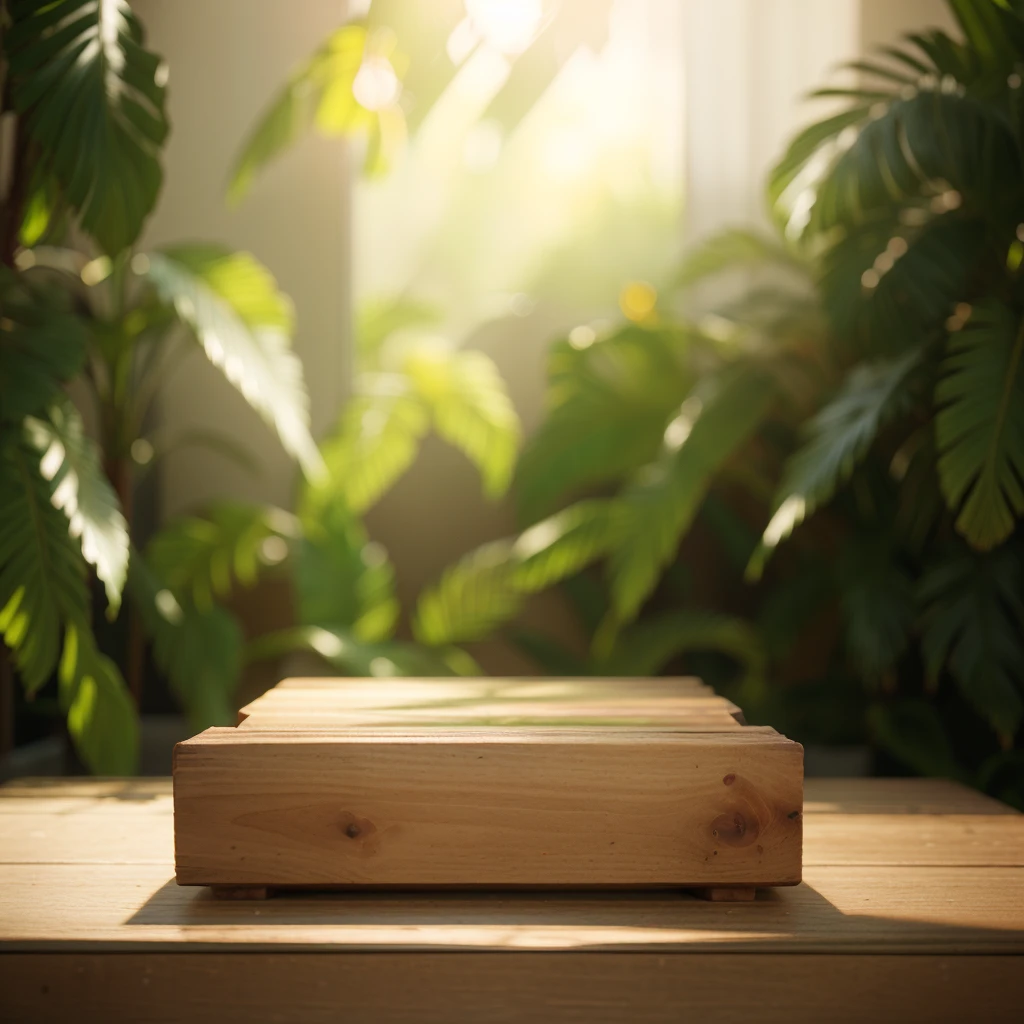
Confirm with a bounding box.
[1,776,1022,1022]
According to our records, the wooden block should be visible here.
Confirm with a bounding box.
[173,677,802,891]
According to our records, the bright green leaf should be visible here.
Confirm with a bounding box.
[24,398,129,612]
[146,246,323,478]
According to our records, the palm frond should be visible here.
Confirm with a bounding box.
[413,540,520,647]
[511,500,621,593]
[406,347,521,499]
[24,398,128,612]
[59,623,137,775]
[308,382,429,516]
[0,431,89,692]
[598,610,766,694]
[6,0,169,253]
[936,300,1024,550]
[0,269,87,423]
[752,347,921,576]
[919,546,1024,742]
[146,502,298,609]
[515,325,692,521]
[609,367,776,623]
[128,556,242,729]
[146,246,323,478]
[296,501,398,643]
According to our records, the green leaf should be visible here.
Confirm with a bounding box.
[936,300,1024,550]
[296,501,398,643]
[919,546,1024,742]
[0,269,87,423]
[510,500,621,593]
[609,367,776,623]
[146,502,298,609]
[0,431,89,692]
[413,540,521,647]
[228,22,404,201]
[309,382,429,515]
[406,346,521,499]
[246,625,468,677]
[819,213,989,355]
[146,246,323,478]
[356,295,443,360]
[6,0,169,254]
[599,610,766,691]
[24,398,128,612]
[516,325,692,521]
[868,700,964,780]
[752,347,921,575]
[128,556,242,729]
[59,623,137,775]
[837,538,915,681]
[806,91,1022,237]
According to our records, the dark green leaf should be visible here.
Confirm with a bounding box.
[752,347,921,575]
[919,546,1024,741]
[0,431,89,692]
[609,367,776,622]
[0,269,87,423]
[7,0,169,254]
[936,300,1024,550]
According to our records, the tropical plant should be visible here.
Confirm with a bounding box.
[0,0,323,772]
[409,0,1024,806]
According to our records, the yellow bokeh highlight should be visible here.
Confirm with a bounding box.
[619,281,657,322]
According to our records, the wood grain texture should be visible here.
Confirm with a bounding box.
[177,677,802,890]
[3,953,1022,1024]
[3,863,1023,954]
[2,778,1023,1022]
[173,728,803,887]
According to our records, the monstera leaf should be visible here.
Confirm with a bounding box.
[5,0,169,254]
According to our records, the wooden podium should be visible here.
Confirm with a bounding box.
[173,677,803,900]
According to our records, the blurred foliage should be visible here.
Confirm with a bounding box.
[421,0,1022,805]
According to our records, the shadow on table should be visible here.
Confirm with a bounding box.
[125,876,1023,952]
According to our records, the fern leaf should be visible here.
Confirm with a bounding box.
[936,300,1024,550]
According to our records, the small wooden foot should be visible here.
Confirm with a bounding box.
[211,885,270,900]
[693,886,756,902]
